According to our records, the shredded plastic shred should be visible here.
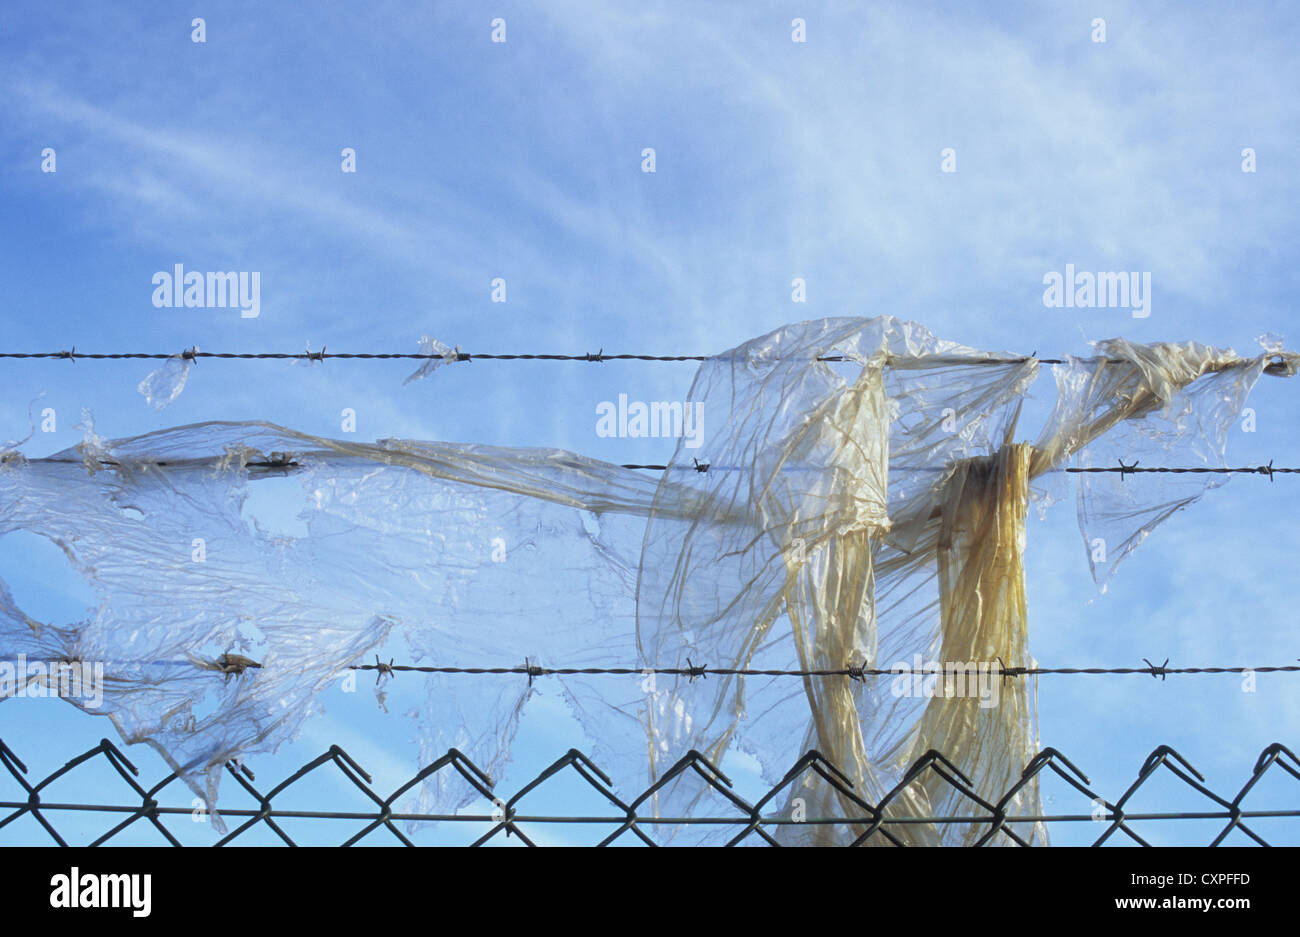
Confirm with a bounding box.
[404,337,460,384]
[0,317,1292,839]
[137,352,195,411]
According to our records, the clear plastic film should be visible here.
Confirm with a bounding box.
[0,318,1290,840]
[137,352,195,411]
[625,320,1292,844]
[1033,339,1297,587]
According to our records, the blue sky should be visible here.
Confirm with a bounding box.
[1,1,1298,845]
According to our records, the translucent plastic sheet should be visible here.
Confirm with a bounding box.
[137,353,194,411]
[0,318,1292,840]
[637,323,1292,844]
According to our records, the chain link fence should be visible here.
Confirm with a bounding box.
[2,736,1296,846]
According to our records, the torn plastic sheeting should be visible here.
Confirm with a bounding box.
[135,335,456,410]
[617,319,1291,844]
[0,317,1290,842]
[0,419,696,832]
[404,337,461,384]
[137,351,196,411]
[1035,338,1293,587]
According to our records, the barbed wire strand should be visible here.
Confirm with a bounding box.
[20,656,1300,683]
[14,455,1300,480]
[0,348,1048,363]
[2,348,1289,369]
[344,660,1300,681]
[621,461,1299,477]
[1,347,1292,372]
